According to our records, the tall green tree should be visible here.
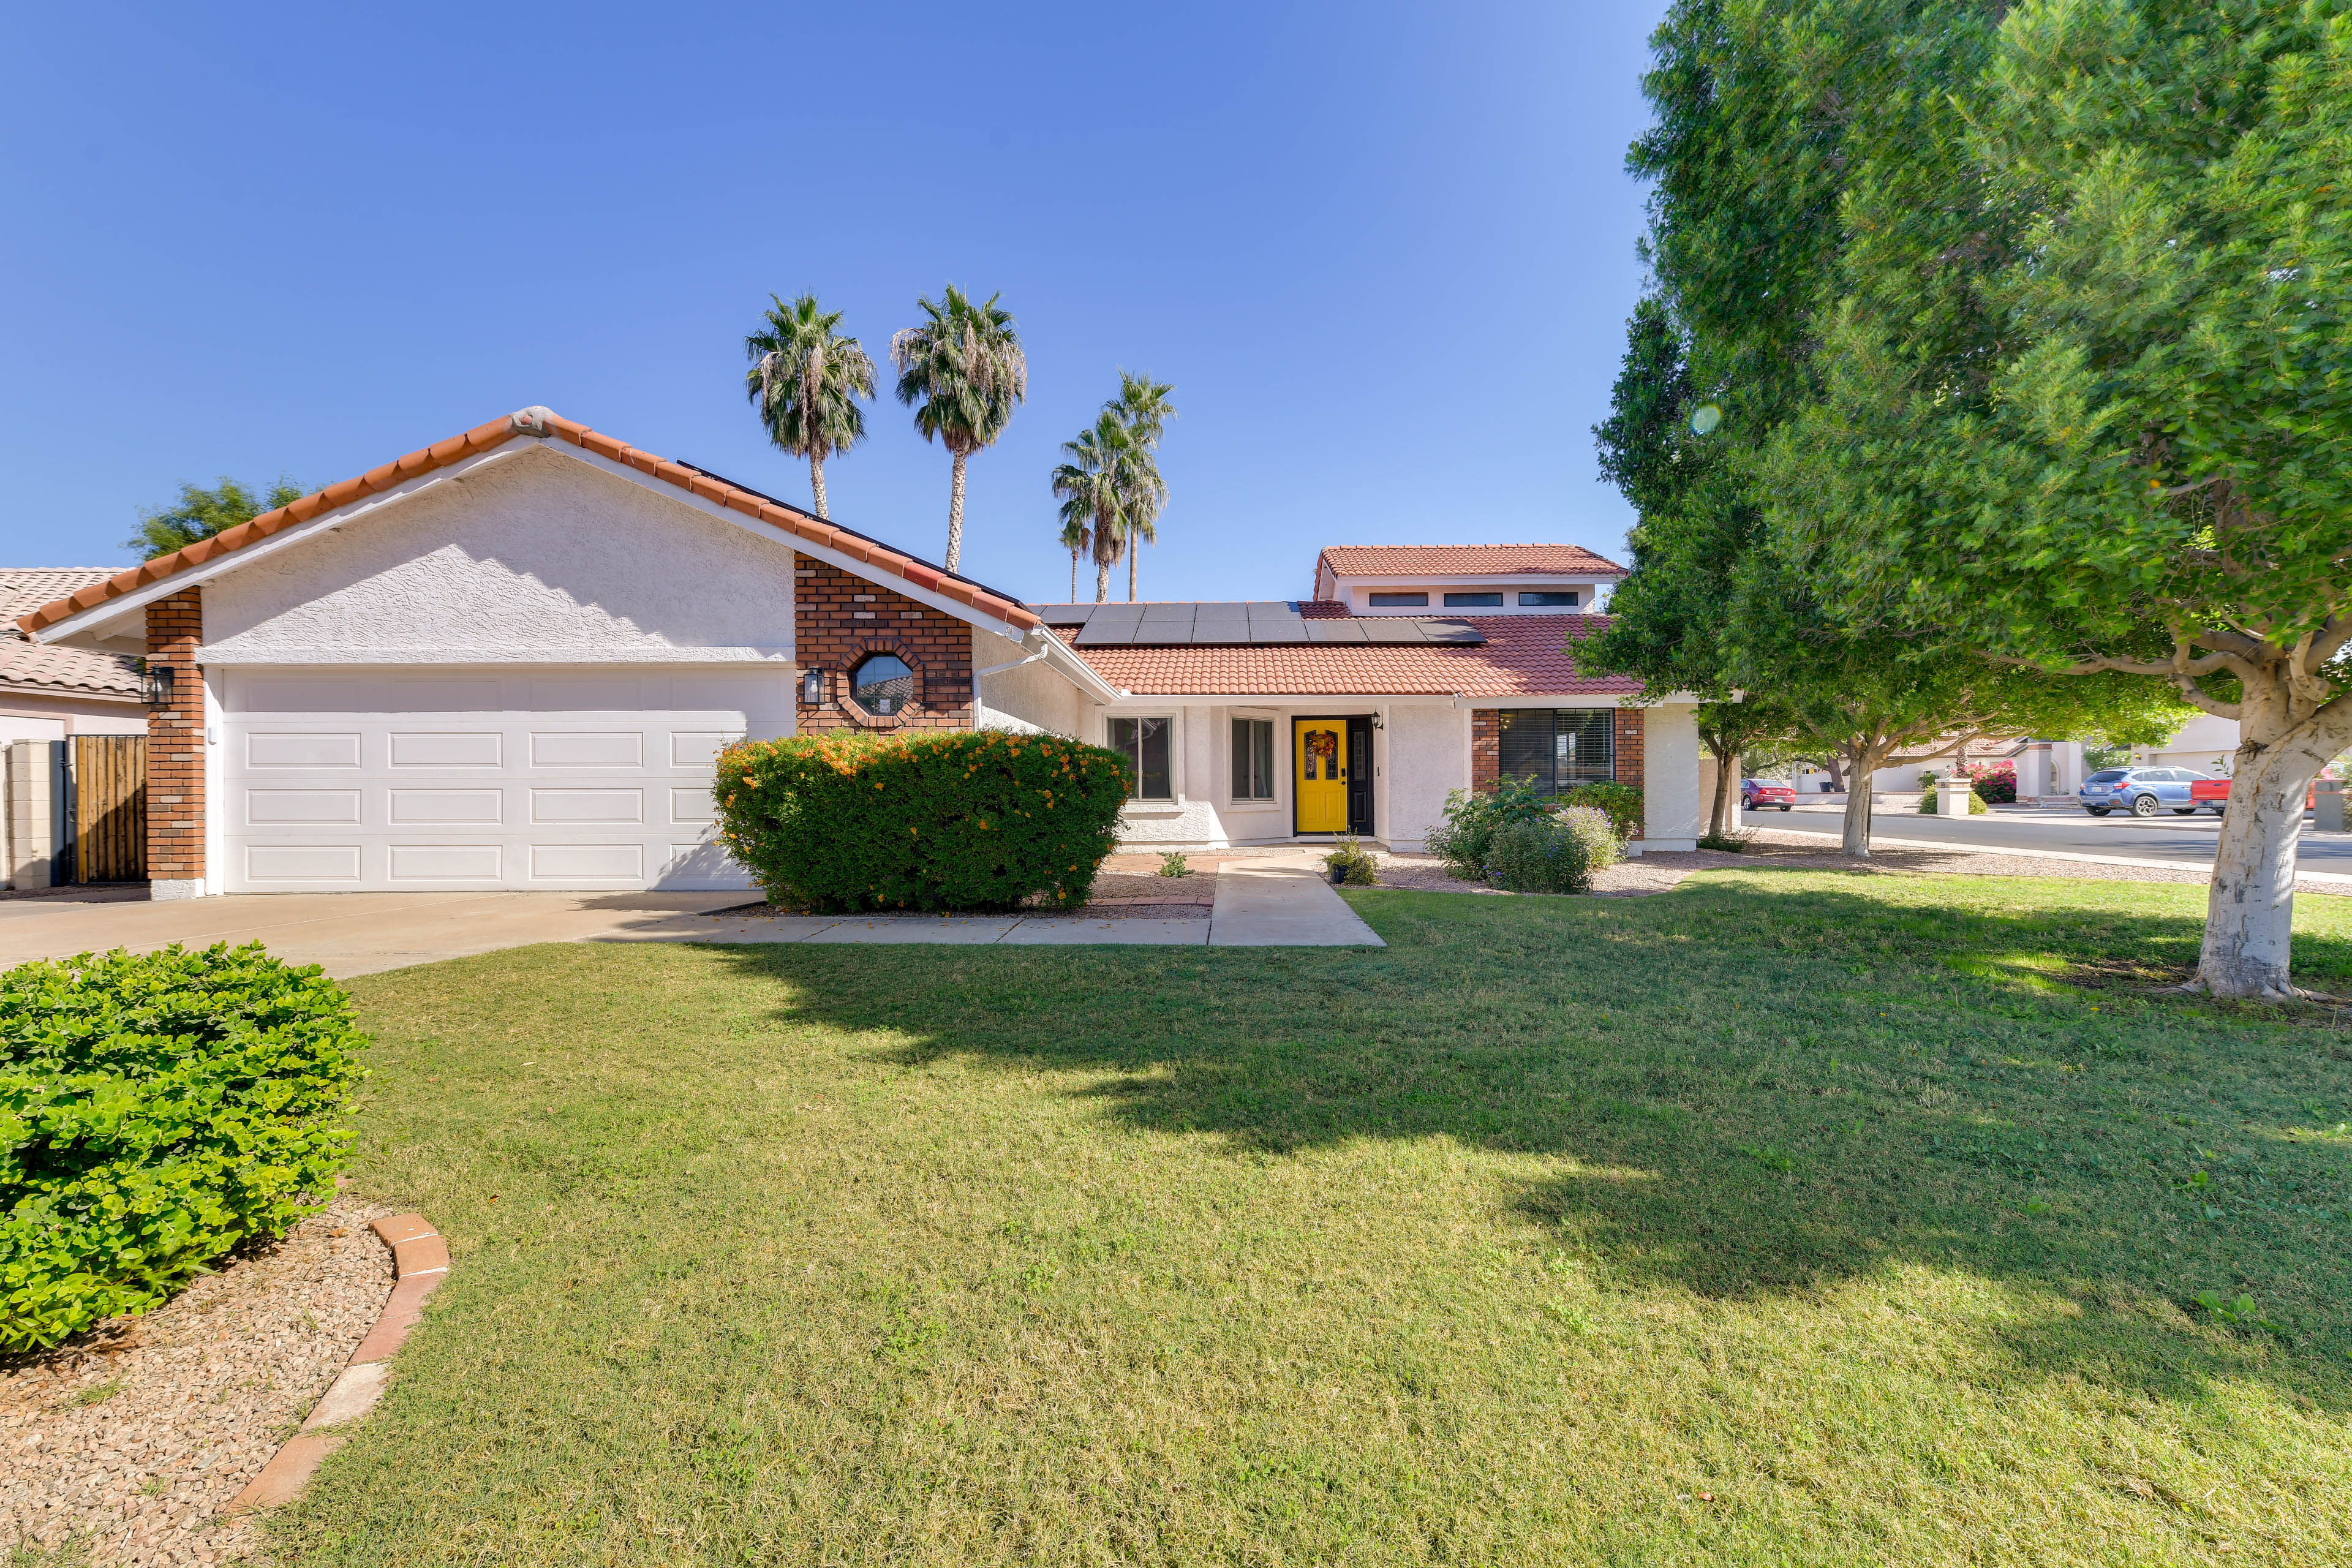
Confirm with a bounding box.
[891,287,1026,573]
[744,293,875,519]
[1050,413,1156,604]
[1775,0,2352,996]
[124,477,307,559]
[1104,372,1174,600]
[1586,0,2190,856]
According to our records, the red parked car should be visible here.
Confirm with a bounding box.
[1741,777,1796,812]
[2188,774,2326,816]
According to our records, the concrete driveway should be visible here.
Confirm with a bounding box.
[0,888,752,979]
[0,856,1381,979]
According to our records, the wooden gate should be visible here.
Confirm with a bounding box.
[69,734,147,883]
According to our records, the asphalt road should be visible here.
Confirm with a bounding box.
[1757,801,2352,874]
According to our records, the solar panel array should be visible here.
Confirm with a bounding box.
[1036,602,1487,647]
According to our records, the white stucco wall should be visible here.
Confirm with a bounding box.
[1381,703,1469,852]
[199,445,796,666]
[972,629,1090,737]
[1642,701,1703,850]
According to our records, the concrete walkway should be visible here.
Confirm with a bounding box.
[0,853,1381,979]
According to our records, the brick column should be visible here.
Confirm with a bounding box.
[146,589,206,898]
[1613,707,1645,790]
[793,557,974,733]
[1470,709,1498,791]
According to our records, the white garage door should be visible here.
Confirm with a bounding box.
[220,667,790,892]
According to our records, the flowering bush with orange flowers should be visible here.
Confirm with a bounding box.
[712,730,1132,913]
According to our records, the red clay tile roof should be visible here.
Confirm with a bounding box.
[1316,543,1627,582]
[1069,614,1640,697]
[1,570,140,698]
[16,408,1040,639]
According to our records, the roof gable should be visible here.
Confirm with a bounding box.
[1316,544,1629,583]
[18,407,1041,643]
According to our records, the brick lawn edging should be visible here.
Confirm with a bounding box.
[223,1212,450,1514]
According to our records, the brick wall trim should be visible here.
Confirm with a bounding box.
[145,589,205,882]
[794,557,974,733]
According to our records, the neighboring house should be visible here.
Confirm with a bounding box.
[1311,543,1623,614]
[0,570,146,742]
[18,407,1698,898]
[2132,713,2239,775]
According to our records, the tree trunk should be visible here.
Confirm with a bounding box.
[1128,545,1138,603]
[1706,741,1735,839]
[1839,742,1888,857]
[1824,754,1845,791]
[2195,672,2352,998]
[1069,551,1078,602]
[944,450,968,572]
[810,454,829,520]
[1095,556,1112,602]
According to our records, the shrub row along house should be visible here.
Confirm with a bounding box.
[16,407,1702,895]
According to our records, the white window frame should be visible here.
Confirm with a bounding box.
[1106,714,1177,801]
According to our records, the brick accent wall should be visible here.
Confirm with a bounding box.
[1469,704,1644,794]
[146,589,205,884]
[1613,707,1645,790]
[793,556,974,732]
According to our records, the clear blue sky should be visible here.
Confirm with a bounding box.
[1,1,1665,606]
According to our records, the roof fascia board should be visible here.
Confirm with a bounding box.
[1328,570,1626,587]
[28,445,529,649]
[542,442,1036,644]
[1098,692,1637,706]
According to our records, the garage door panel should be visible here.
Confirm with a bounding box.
[530,731,643,767]
[246,845,363,881]
[531,788,643,824]
[389,845,503,881]
[390,731,503,768]
[246,789,363,825]
[388,789,504,824]
[224,668,777,892]
[247,732,362,769]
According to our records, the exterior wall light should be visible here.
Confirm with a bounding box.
[141,661,176,709]
[801,667,824,706]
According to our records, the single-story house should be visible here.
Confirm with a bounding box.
[1,570,146,744]
[16,407,1701,898]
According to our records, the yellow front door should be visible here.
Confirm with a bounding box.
[1294,719,1349,832]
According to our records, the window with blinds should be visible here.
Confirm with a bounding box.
[1495,709,1615,793]
[1231,718,1276,800]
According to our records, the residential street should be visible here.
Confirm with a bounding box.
[1758,800,2352,874]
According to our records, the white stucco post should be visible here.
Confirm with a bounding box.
[2016,742,2051,801]
[1641,702,1703,851]
[1936,774,1978,816]
[2050,741,2085,796]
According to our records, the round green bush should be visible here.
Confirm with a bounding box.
[1425,777,1554,880]
[1,943,369,1352]
[1483,806,1623,895]
[714,729,1132,913]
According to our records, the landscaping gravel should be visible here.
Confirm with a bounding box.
[1,1192,395,1566]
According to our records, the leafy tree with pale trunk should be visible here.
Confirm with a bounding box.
[1774,0,2352,997]
[743,293,875,521]
[891,287,1026,573]
[124,476,306,559]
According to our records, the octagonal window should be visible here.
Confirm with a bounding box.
[851,653,915,715]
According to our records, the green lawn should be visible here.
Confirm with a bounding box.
[276,873,2352,1566]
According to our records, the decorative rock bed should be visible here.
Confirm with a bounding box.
[0,1196,450,1566]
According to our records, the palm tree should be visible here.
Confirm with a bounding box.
[743,293,875,519]
[891,287,1026,571]
[1105,372,1174,600]
[1052,413,1155,603]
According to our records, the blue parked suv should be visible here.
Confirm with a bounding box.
[2079,766,2207,818]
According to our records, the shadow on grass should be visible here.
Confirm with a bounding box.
[701,875,2352,1411]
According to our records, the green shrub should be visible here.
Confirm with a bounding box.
[1424,777,1553,879]
[1158,851,1191,878]
[1324,835,1381,886]
[1483,806,1622,895]
[713,730,1131,913]
[1,943,368,1353]
[1559,782,1644,841]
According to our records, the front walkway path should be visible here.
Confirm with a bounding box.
[0,853,1381,979]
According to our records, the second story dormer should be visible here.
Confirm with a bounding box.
[1312,544,1627,616]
